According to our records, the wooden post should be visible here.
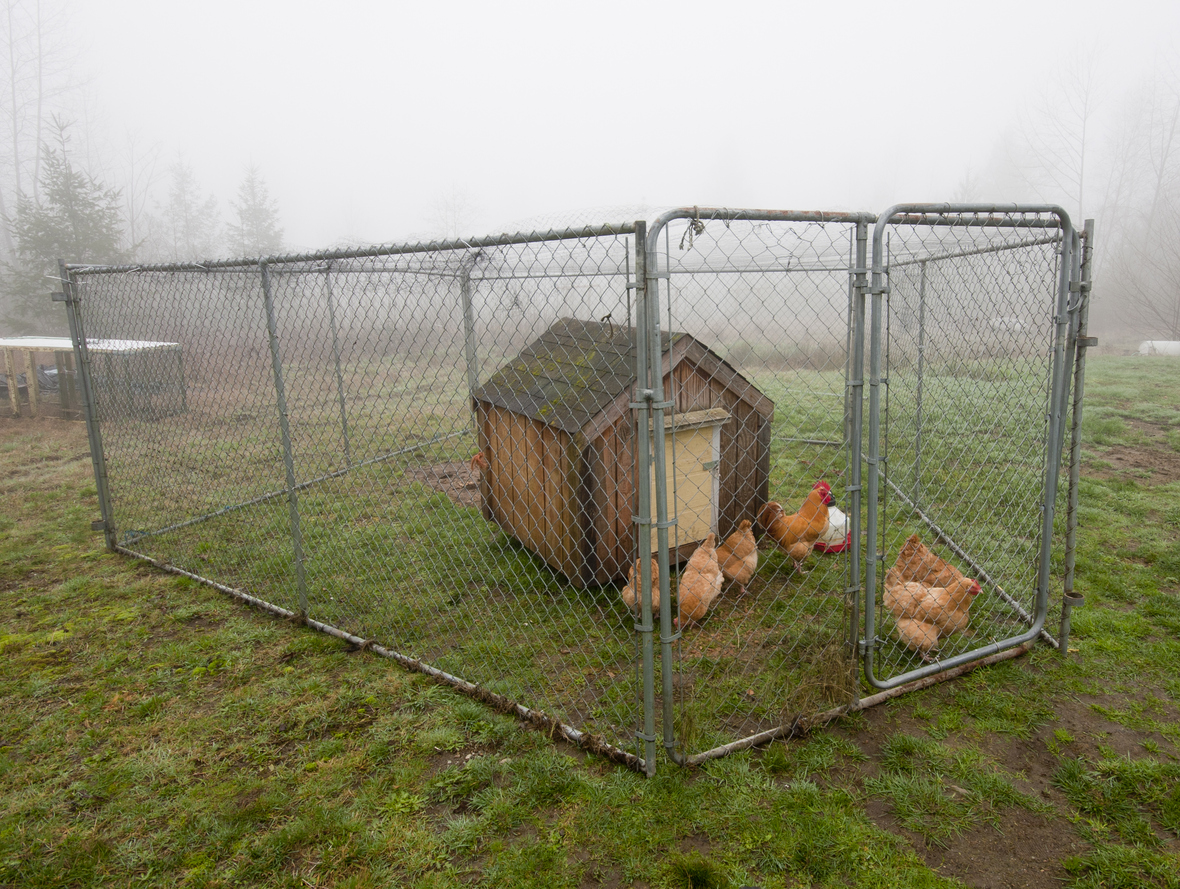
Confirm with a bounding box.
[55,350,77,415]
[3,348,20,417]
[25,351,38,417]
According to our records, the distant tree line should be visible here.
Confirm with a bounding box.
[955,55,1180,343]
[0,0,285,334]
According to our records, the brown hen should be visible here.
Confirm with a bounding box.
[678,533,723,624]
[716,519,758,593]
[620,558,659,618]
[757,481,834,573]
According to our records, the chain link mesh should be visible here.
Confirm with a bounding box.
[650,214,861,757]
[62,207,1083,770]
[873,211,1068,681]
[69,230,650,758]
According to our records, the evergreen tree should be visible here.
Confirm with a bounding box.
[162,159,220,261]
[2,118,129,333]
[226,165,283,257]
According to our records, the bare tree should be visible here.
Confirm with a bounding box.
[427,183,480,241]
[1012,53,1101,221]
[1100,69,1180,339]
[1116,186,1180,338]
[952,167,985,204]
[119,129,161,259]
[0,0,74,260]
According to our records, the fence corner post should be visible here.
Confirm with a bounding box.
[58,259,118,551]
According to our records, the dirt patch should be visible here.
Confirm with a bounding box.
[1086,417,1180,485]
[1088,444,1180,485]
[840,680,1180,888]
[402,460,483,508]
[874,802,1087,889]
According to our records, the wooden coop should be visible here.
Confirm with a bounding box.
[472,318,774,586]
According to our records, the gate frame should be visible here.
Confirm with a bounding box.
[862,203,1077,690]
[641,208,877,766]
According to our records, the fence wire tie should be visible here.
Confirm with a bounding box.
[679,206,705,251]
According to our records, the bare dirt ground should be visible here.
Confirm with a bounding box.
[403,459,483,508]
[1087,418,1180,485]
[841,687,1180,889]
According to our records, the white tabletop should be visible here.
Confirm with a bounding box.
[0,336,180,352]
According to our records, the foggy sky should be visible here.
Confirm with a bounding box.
[74,0,1180,252]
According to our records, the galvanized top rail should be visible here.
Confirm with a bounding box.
[651,206,878,230]
[882,203,1068,230]
[66,221,640,275]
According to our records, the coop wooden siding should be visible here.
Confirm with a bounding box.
[592,418,636,584]
[719,397,768,539]
[478,405,576,573]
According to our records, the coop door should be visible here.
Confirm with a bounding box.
[649,409,729,553]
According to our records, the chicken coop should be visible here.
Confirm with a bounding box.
[59,205,1094,776]
[472,317,773,585]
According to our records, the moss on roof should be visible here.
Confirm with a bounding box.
[473,318,682,435]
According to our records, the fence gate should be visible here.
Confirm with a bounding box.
[59,205,1089,775]
[863,205,1076,688]
[640,210,874,764]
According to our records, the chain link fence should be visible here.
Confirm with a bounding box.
[865,208,1077,690]
[59,205,1093,774]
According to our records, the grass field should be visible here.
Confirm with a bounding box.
[2,354,1179,888]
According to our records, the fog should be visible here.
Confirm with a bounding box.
[69,0,1179,247]
[0,0,1177,344]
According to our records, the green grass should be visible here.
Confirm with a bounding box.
[3,355,1180,887]
[864,732,1050,846]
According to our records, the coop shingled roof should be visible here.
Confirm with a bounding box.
[472,318,685,436]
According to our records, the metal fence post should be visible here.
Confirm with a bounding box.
[863,221,888,681]
[632,220,657,776]
[461,256,480,408]
[914,260,927,510]
[57,259,117,551]
[1060,219,1094,652]
[1036,215,1076,635]
[647,225,682,768]
[260,260,310,616]
[322,263,353,468]
[848,220,869,690]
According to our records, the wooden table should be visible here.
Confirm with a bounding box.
[0,336,184,419]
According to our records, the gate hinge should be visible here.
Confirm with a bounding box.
[1078,336,1098,348]
[52,291,76,304]
[91,520,107,532]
